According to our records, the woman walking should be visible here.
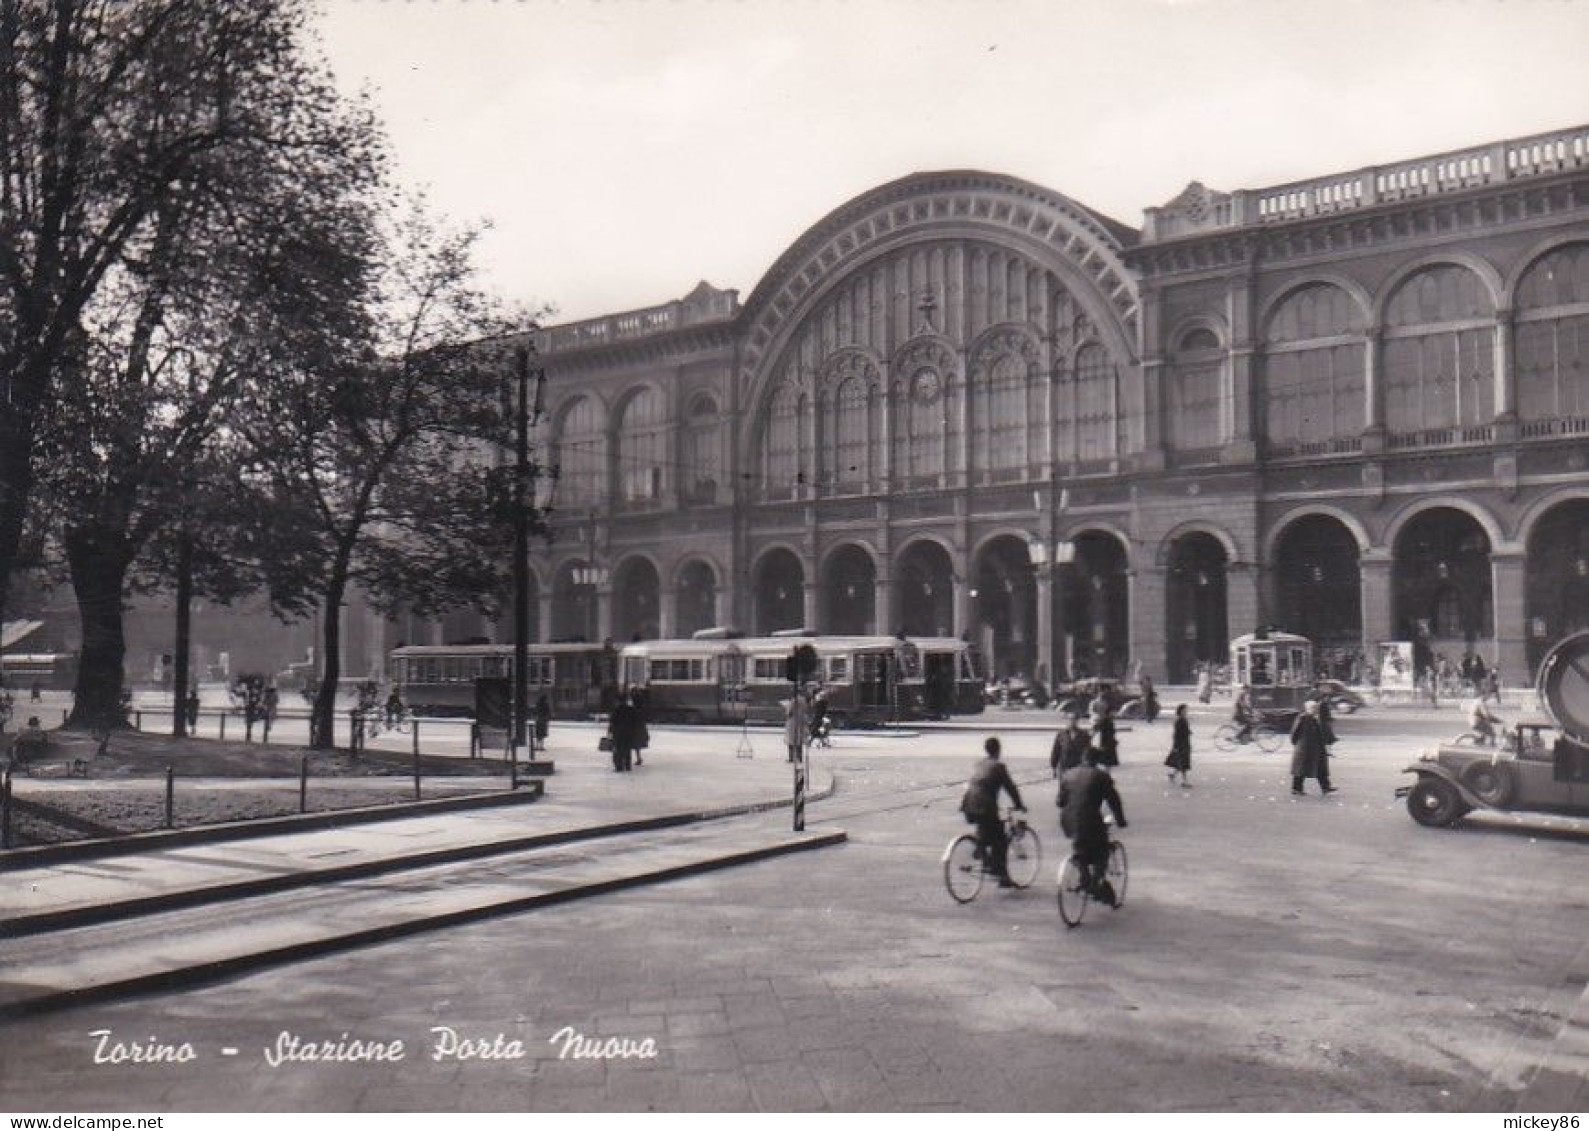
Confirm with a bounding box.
[1164,703,1192,787]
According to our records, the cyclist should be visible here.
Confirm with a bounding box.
[1233,684,1256,744]
[1467,696,1503,746]
[1058,745,1128,905]
[958,737,1026,889]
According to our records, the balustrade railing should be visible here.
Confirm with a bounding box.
[1148,123,1589,241]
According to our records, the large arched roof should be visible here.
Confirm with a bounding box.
[739,170,1142,414]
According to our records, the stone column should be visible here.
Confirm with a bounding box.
[538,591,554,644]
[1130,565,1166,683]
[873,575,891,637]
[595,585,613,644]
[658,586,677,639]
[1490,549,1528,684]
[1225,562,1260,642]
[1362,326,1386,453]
[1359,552,1395,653]
[803,582,819,632]
[953,573,972,641]
[1492,309,1518,440]
[1034,568,1055,686]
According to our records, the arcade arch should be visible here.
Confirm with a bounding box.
[753,548,806,635]
[894,540,956,639]
[821,545,877,635]
[611,557,661,642]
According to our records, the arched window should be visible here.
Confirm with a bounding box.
[1168,326,1225,452]
[764,383,803,500]
[1382,265,1495,434]
[616,387,666,505]
[1262,285,1366,450]
[981,352,1027,478]
[1515,243,1589,422]
[554,396,604,507]
[896,366,947,483]
[830,376,869,492]
[1075,343,1116,462]
[680,394,722,504]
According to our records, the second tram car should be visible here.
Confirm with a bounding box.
[389,642,615,719]
[617,633,985,725]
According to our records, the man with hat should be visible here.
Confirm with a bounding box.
[1288,699,1335,796]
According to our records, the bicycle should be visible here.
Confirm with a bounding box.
[1211,721,1286,754]
[1056,821,1128,928]
[943,807,1042,903]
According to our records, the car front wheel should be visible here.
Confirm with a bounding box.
[1407,777,1469,827]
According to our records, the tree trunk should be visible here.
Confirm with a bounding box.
[64,529,134,731]
[172,532,193,738]
[0,368,42,634]
[311,572,348,751]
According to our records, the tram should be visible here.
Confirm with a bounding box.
[1229,630,1314,720]
[388,642,615,719]
[390,633,985,725]
[618,632,986,726]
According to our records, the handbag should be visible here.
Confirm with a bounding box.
[598,734,614,753]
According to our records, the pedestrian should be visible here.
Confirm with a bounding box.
[1091,705,1119,768]
[29,680,41,702]
[9,716,49,770]
[1289,699,1335,797]
[186,688,201,729]
[1196,663,1212,705]
[1140,674,1160,723]
[1165,703,1192,787]
[1050,713,1089,776]
[533,694,551,747]
[608,694,635,772]
[632,691,650,767]
[262,685,279,729]
[784,691,809,764]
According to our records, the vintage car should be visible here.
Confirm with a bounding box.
[1400,630,1589,827]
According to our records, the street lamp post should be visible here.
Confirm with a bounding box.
[512,345,547,761]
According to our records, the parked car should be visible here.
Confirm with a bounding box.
[1400,630,1589,827]
[1053,677,1140,719]
[1313,679,1367,715]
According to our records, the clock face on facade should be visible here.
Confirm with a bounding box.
[911,368,942,403]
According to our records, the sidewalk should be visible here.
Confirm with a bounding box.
[0,736,842,1017]
[3,736,830,925]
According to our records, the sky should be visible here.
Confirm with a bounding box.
[313,0,1589,326]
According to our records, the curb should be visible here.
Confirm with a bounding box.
[0,828,847,1019]
[0,782,543,870]
[0,770,837,937]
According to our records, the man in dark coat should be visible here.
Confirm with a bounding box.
[1091,708,1119,767]
[1164,703,1192,787]
[533,694,551,746]
[1049,715,1089,776]
[609,696,635,772]
[1059,746,1128,903]
[960,737,1026,888]
[1289,699,1334,796]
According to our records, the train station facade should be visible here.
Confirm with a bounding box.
[435,124,1589,687]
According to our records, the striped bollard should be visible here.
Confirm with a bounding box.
[793,747,806,832]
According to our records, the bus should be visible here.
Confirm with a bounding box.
[389,642,615,719]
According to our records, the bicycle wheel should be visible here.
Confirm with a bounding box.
[943,835,984,904]
[1005,827,1041,889]
[1212,723,1238,753]
[1255,724,1285,754]
[1056,854,1089,927]
[1106,840,1128,909]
